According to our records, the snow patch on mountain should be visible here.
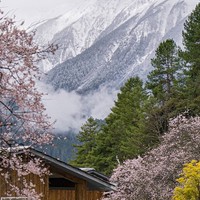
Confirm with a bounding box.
[36,0,158,72]
[42,0,199,94]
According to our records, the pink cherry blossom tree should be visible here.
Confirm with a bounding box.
[0,10,57,199]
[104,115,200,200]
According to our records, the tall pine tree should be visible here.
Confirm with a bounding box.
[180,3,200,115]
[70,117,100,168]
[146,39,181,104]
[92,77,149,175]
[146,39,181,134]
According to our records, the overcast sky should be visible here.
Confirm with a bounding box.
[0,0,82,27]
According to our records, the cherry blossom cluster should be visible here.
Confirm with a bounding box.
[0,10,57,199]
[104,115,200,199]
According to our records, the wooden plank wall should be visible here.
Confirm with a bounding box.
[0,170,48,200]
[87,191,103,200]
[49,190,75,200]
[1,170,104,200]
[48,190,103,200]
[1,173,103,200]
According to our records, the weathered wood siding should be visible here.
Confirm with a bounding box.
[0,170,48,200]
[49,190,75,200]
[1,166,106,200]
[1,172,103,200]
[48,166,103,200]
[87,191,103,200]
[48,190,103,200]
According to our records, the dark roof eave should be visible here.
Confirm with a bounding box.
[30,149,116,191]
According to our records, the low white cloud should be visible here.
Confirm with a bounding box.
[83,87,118,119]
[37,82,117,133]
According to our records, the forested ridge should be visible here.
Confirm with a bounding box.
[71,3,200,199]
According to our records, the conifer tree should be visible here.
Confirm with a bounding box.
[146,39,181,104]
[92,77,149,175]
[146,39,181,134]
[70,117,100,168]
[180,3,200,115]
[182,3,200,79]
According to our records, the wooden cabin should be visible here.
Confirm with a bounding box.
[0,148,115,200]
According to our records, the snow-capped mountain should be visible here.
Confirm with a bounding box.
[36,0,199,93]
[36,0,153,71]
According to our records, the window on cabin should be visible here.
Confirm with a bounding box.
[49,178,75,190]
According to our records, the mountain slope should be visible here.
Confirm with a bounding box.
[43,0,199,93]
[36,0,144,71]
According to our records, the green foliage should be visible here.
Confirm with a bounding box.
[146,39,181,103]
[182,3,200,74]
[92,77,149,175]
[70,117,100,168]
[146,39,182,134]
[173,160,200,200]
[179,3,200,115]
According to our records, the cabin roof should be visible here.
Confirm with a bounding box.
[26,148,115,191]
[80,168,110,182]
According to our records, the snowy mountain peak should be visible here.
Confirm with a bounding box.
[36,0,158,71]
[37,0,199,93]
